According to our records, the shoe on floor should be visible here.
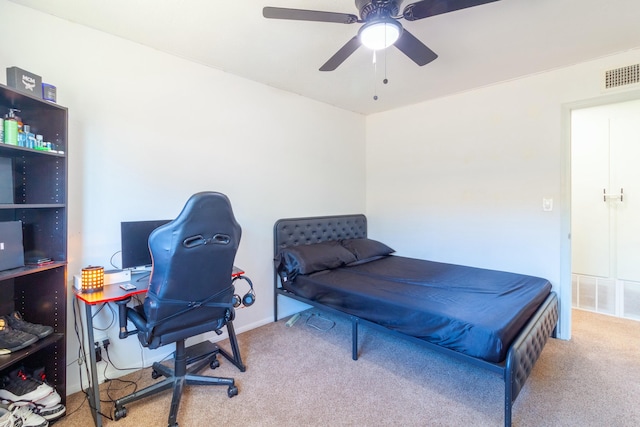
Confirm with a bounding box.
[29,403,64,422]
[7,405,48,427]
[0,318,38,355]
[5,313,53,340]
[11,370,59,410]
[30,391,59,410]
[0,370,54,407]
[0,406,15,427]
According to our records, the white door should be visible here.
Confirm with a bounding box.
[571,106,611,278]
[610,109,640,281]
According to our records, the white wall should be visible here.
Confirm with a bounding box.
[366,49,640,341]
[0,0,366,394]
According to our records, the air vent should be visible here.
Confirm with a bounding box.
[604,64,640,89]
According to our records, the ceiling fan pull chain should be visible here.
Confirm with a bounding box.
[373,51,379,100]
[384,45,389,85]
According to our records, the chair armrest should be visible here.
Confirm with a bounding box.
[115,297,139,339]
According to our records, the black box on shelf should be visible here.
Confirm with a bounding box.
[0,157,13,204]
[6,66,42,98]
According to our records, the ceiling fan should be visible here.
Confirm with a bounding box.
[263,0,500,71]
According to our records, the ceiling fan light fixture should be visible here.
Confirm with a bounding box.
[358,19,402,50]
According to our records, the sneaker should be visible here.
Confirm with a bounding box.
[4,313,52,340]
[0,406,15,427]
[29,404,64,422]
[7,405,47,427]
[30,392,59,410]
[0,371,54,407]
[0,319,38,355]
[25,370,45,386]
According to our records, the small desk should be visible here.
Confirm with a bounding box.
[74,267,245,427]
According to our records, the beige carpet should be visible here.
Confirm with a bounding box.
[56,309,640,426]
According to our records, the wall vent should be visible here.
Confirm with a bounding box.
[604,64,640,89]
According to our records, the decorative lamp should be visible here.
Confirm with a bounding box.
[81,266,104,293]
[358,18,402,50]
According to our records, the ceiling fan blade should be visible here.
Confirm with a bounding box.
[263,7,359,24]
[319,36,361,71]
[393,29,438,66]
[403,0,500,21]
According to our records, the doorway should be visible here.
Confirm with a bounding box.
[570,98,640,322]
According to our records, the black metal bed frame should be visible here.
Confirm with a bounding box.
[273,214,558,427]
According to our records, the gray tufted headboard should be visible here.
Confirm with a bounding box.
[273,214,367,256]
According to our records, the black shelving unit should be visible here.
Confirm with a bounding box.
[0,83,67,404]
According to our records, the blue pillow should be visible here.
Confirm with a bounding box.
[275,241,357,281]
[341,238,394,265]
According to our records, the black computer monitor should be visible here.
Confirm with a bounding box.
[120,220,171,270]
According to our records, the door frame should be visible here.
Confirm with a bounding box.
[560,88,640,339]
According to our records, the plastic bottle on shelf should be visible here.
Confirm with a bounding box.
[24,125,37,149]
[3,109,19,145]
[17,115,25,147]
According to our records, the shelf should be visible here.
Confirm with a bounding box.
[0,262,66,282]
[0,82,67,112]
[0,144,65,158]
[0,333,64,371]
[0,204,65,210]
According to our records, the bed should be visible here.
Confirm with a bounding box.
[273,214,558,427]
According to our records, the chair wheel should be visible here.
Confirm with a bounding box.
[227,385,238,398]
[114,406,127,420]
[151,370,160,379]
[210,359,220,370]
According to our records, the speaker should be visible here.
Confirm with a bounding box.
[232,275,255,308]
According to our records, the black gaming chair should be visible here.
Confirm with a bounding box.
[113,192,245,427]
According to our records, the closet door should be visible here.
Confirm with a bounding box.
[610,103,640,282]
[571,107,611,278]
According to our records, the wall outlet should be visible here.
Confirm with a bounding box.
[93,331,109,344]
[542,198,553,211]
[94,343,102,363]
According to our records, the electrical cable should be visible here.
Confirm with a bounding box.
[72,298,113,421]
[109,250,121,269]
[100,346,140,407]
[72,298,144,422]
[91,302,116,335]
[102,334,146,372]
[305,312,335,332]
[134,271,151,282]
[70,299,90,417]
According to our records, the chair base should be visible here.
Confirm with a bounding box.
[215,319,246,372]
[114,335,240,427]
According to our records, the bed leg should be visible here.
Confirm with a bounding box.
[505,353,514,427]
[351,317,359,361]
[504,395,512,427]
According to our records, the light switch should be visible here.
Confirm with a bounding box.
[542,198,553,211]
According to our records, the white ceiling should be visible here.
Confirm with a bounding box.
[10,0,640,115]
